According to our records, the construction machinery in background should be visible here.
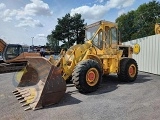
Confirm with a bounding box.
[0,20,139,111]
[155,23,160,34]
[0,40,27,73]
[0,39,66,111]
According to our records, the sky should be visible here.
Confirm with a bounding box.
[0,0,155,46]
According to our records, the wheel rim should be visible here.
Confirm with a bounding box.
[128,64,136,77]
[86,68,99,86]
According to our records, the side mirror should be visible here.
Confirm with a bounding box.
[2,44,23,61]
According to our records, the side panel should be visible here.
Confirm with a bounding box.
[123,34,160,75]
[100,55,119,74]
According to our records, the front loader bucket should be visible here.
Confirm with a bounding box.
[12,57,66,111]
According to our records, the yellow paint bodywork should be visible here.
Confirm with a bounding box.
[60,40,123,80]
[133,44,140,54]
[61,42,92,80]
[155,23,160,34]
[55,20,135,80]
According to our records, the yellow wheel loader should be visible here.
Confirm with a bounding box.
[0,20,139,110]
[55,20,139,93]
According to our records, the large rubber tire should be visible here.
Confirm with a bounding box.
[72,59,102,93]
[118,58,138,82]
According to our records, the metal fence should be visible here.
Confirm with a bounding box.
[123,34,160,75]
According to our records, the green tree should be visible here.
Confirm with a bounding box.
[116,10,135,42]
[47,13,85,50]
[46,34,59,51]
[133,0,160,39]
[56,13,73,48]
[116,0,160,42]
[71,13,85,44]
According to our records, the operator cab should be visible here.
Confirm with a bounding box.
[2,44,23,61]
[85,20,119,50]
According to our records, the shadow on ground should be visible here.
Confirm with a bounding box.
[43,92,82,110]
[101,73,151,93]
[68,72,152,96]
[41,72,152,110]
[134,74,152,83]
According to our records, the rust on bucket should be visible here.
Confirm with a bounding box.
[12,57,66,110]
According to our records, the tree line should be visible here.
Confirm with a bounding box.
[46,13,85,52]
[46,0,160,51]
[116,0,160,42]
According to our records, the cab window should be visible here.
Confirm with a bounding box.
[92,30,103,49]
[111,27,118,44]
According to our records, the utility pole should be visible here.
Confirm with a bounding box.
[31,37,34,46]
[31,37,34,51]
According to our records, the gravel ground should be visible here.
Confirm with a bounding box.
[0,72,160,120]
